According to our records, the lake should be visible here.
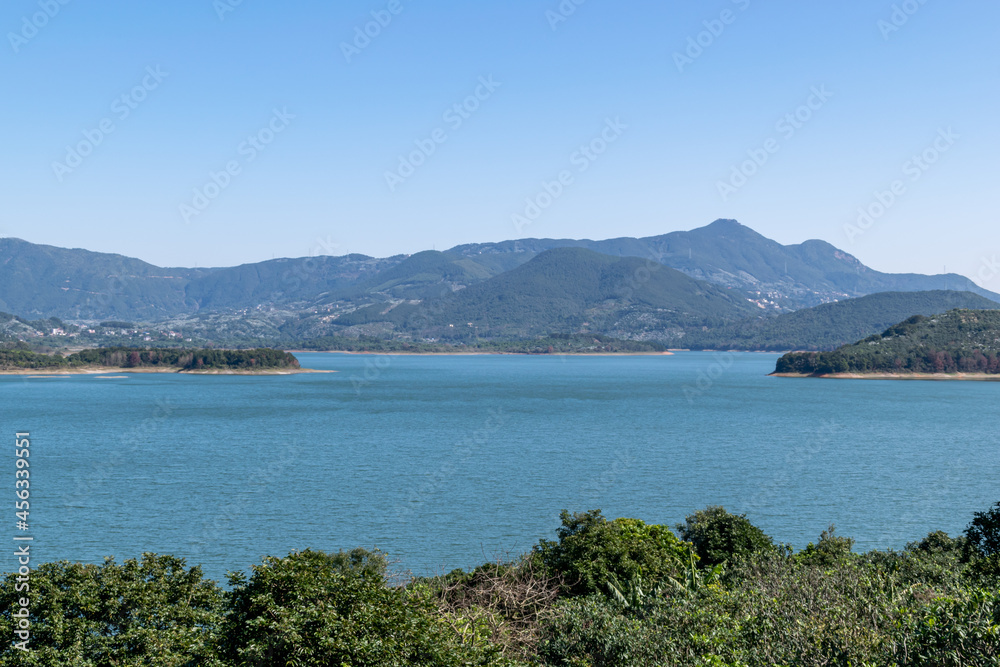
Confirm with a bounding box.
[3,351,997,583]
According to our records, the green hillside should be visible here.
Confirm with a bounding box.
[182,254,400,311]
[347,250,500,300]
[336,247,757,340]
[775,309,1000,375]
[0,238,202,319]
[448,220,999,308]
[4,220,997,321]
[686,290,1000,350]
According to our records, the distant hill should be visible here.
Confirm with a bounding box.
[685,290,1000,351]
[774,309,1000,376]
[0,238,202,319]
[182,254,401,311]
[345,250,502,301]
[447,220,999,308]
[2,220,997,321]
[0,237,407,319]
[333,247,758,341]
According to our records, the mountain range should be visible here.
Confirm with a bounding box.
[2,220,994,323]
[2,220,999,351]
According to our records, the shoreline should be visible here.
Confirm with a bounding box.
[0,366,334,376]
[770,371,1000,382]
[288,350,674,356]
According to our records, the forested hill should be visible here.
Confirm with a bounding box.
[774,309,1000,376]
[686,290,1000,351]
[332,247,759,340]
[4,220,998,320]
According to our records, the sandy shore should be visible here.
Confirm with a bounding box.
[1,366,334,376]
[771,371,1000,382]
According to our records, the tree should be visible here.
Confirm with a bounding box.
[219,548,499,666]
[796,525,855,567]
[534,510,692,596]
[964,500,1000,578]
[676,505,775,568]
[0,554,225,666]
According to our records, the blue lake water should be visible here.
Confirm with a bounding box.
[3,351,998,583]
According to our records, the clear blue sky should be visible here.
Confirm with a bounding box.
[2,0,998,283]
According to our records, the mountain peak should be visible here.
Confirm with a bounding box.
[705,218,744,230]
[692,219,767,240]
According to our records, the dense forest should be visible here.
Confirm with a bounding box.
[0,346,300,371]
[3,503,999,665]
[775,309,1000,376]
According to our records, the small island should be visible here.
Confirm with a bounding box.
[0,346,314,375]
[772,309,1000,379]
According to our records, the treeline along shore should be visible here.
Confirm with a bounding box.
[773,309,1000,379]
[0,346,306,374]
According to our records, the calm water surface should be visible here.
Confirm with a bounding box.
[3,352,997,582]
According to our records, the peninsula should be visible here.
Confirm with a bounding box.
[0,346,312,375]
[772,309,1000,379]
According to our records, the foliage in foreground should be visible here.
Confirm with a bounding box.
[2,504,1000,666]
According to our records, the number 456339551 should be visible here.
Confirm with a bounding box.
[15,433,30,525]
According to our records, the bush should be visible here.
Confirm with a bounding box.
[895,589,1000,666]
[219,548,505,667]
[415,555,560,663]
[676,506,775,568]
[537,593,741,666]
[0,554,225,666]
[795,525,855,567]
[534,510,692,597]
[964,501,1000,578]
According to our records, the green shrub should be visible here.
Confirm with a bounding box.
[795,525,856,567]
[219,548,506,667]
[964,501,1000,579]
[895,589,1000,666]
[534,510,693,597]
[0,554,225,666]
[676,506,775,568]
